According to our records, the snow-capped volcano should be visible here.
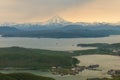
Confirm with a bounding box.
[43,15,71,26]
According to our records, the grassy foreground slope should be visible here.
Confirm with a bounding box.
[91,76,120,80]
[0,47,79,69]
[0,73,55,80]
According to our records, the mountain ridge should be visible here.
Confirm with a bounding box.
[0,16,120,38]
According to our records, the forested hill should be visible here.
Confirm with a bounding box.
[0,47,79,69]
[0,23,120,38]
[75,43,120,55]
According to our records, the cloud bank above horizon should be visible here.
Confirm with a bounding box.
[0,0,120,23]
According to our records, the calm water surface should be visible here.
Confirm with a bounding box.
[0,35,120,51]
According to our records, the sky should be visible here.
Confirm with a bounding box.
[0,0,120,23]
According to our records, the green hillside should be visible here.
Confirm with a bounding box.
[0,73,55,80]
[75,43,120,55]
[0,47,79,69]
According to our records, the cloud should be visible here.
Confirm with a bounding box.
[1,0,120,23]
[0,0,92,23]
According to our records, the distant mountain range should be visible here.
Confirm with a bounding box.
[0,16,120,38]
[0,16,72,31]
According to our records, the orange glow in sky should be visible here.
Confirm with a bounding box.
[0,0,120,23]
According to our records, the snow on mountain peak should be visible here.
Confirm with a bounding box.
[43,15,71,26]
